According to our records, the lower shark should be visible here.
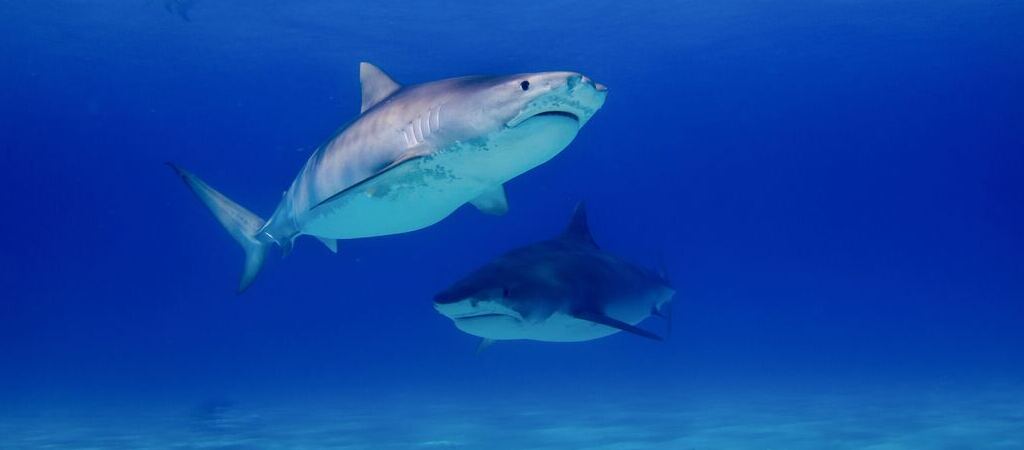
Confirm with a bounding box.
[169,63,606,292]
[434,203,675,348]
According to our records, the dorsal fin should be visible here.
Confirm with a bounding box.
[359,62,401,113]
[562,201,598,247]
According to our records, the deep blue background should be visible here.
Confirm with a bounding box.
[1,1,1021,408]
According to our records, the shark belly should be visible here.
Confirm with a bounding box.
[301,154,488,239]
[524,307,654,342]
[454,311,643,342]
[299,114,579,239]
[452,304,654,343]
[524,312,626,342]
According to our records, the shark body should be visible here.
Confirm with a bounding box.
[434,204,674,347]
[170,63,606,291]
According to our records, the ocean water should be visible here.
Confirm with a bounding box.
[1,1,1022,448]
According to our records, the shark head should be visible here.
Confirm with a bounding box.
[467,72,605,135]
[429,71,608,181]
[433,289,527,339]
[433,256,567,340]
[483,71,607,129]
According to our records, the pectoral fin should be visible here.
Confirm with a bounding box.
[575,310,663,341]
[312,152,426,210]
[469,185,509,215]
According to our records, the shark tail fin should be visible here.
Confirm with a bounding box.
[167,162,269,293]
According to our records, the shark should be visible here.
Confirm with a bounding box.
[434,203,675,349]
[169,63,607,292]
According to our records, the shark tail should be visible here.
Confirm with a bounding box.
[167,162,269,293]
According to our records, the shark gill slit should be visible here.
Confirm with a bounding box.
[409,121,416,144]
[433,104,442,132]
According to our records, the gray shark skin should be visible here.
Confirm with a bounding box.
[434,203,674,346]
[169,63,607,292]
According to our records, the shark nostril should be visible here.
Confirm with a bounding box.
[567,75,583,90]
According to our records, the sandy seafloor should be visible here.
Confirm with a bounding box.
[2,383,1021,449]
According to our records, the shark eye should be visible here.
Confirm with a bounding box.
[502,287,511,298]
[520,80,530,91]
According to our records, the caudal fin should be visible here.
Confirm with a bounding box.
[167,162,269,293]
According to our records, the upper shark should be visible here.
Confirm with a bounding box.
[169,63,607,292]
[434,203,674,349]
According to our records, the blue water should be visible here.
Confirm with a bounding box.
[2,1,1022,448]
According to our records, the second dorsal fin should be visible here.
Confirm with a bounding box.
[359,62,401,113]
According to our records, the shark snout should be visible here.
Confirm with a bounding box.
[433,290,464,305]
[433,294,525,322]
[567,74,604,93]
[433,297,478,319]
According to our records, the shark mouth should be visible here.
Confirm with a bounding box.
[436,303,524,322]
[507,109,580,128]
[434,296,525,322]
[531,111,579,121]
[451,312,516,320]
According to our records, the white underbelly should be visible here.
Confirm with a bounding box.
[522,313,626,342]
[455,310,651,343]
[297,113,580,239]
[300,156,489,239]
